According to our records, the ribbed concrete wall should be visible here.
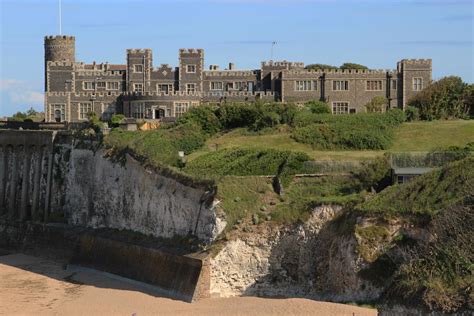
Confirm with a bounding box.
[0,131,55,221]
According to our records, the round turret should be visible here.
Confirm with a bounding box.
[44,35,75,63]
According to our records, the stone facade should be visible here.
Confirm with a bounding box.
[44,35,432,122]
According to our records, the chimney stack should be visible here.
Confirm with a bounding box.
[228,62,235,70]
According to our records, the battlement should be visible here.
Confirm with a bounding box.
[45,35,75,41]
[203,70,256,77]
[126,49,152,54]
[47,61,76,67]
[179,48,204,55]
[261,60,305,68]
[46,91,123,97]
[400,58,432,64]
[287,68,396,75]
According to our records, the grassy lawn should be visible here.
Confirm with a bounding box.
[188,120,474,162]
[391,120,474,151]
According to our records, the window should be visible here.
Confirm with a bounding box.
[332,102,349,115]
[413,78,423,91]
[186,83,196,93]
[332,80,349,91]
[50,104,66,122]
[79,102,93,120]
[96,82,106,89]
[107,82,120,90]
[295,80,316,91]
[186,65,196,73]
[83,81,95,90]
[226,82,234,90]
[134,64,143,72]
[174,102,189,117]
[391,79,397,90]
[158,84,173,94]
[247,81,254,92]
[132,103,145,119]
[234,82,244,90]
[133,83,143,93]
[191,101,200,107]
[210,82,223,90]
[366,80,383,91]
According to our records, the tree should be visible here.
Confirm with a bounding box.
[365,96,388,113]
[340,63,368,70]
[408,76,469,120]
[305,63,338,71]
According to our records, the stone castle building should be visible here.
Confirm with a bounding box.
[44,35,432,122]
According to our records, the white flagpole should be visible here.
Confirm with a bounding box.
[59,0,62,35]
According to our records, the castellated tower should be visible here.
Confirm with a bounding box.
[44,35,75,63]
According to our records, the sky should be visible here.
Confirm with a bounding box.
[0,0,473,116]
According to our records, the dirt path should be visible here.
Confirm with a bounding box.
[0,253,377,316]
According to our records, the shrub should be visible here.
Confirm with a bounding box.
[305,63,338,70]
[365,96,388,113]
[177,105,221,135]
[405,106,420,121]
[109,114,125,128]
[305,100,331,114]
[340,62,368,70]
[408,76,470,120]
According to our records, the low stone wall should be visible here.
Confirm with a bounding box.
[73,234,210,302]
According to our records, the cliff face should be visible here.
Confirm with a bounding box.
[210,205,383,302]
[47,140,220,243]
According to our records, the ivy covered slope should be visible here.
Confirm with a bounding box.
[355,157,473,313]
[357,156,473,218]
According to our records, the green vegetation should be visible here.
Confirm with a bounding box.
[365,96,388,113]
[357,156,473,217]
[305,63,338,70]
[292,110,406,150]
[109,114,125,128]
[216,176,276,229]
[105,122,207,167]
[184,148,310,178]
[408,76,472,120]
[7,107,44,122]
[305,100,331,114]
[340,62,368,70]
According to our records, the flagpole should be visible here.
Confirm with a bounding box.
[271,41,276,61]
[59,0,62,35]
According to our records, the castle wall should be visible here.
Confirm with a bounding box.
[44,35,432,121]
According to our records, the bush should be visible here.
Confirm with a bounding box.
[405,106,420,121]
[305,100,331,114]
[408,76,470,120]
[109,114,125,128]
[365,96,388,113]
[177,105,221,135]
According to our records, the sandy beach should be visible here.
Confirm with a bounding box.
[0,253,377,316]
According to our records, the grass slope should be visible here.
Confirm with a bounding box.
[188,120,474,163]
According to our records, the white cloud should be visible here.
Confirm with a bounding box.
[0,79,23,91]
[11,91,44,104]
[0,79,43,105]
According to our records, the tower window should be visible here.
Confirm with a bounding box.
[332,80,349,91]
[186,65,196,73]
[107,82,120,90]
[96,82,106,89]
[83,81,95,90]
[186,83,196,93]
[413,78,423,91]
[391,79,397,90]
[174,102,190,117]
[134,64,144,73]
[133,83,143,93]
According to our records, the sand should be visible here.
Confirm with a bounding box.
[0,253,377,316]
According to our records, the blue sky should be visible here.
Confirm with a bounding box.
[0,0,473,116]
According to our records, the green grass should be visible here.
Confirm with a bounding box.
[391,120,474,151]
[188,120,474,163]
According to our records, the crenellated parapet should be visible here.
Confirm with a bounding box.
[261,60,305,69]
[286,68,396,75]
[126,48,152,55]
[203,70,257,77]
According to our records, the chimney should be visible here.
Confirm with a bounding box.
[229,62,235,70]
[209,64,219,71]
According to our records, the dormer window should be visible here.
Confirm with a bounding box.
[186,65,196,73]
[134,64,143,73]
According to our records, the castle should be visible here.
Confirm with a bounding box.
[44,35,432,122]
